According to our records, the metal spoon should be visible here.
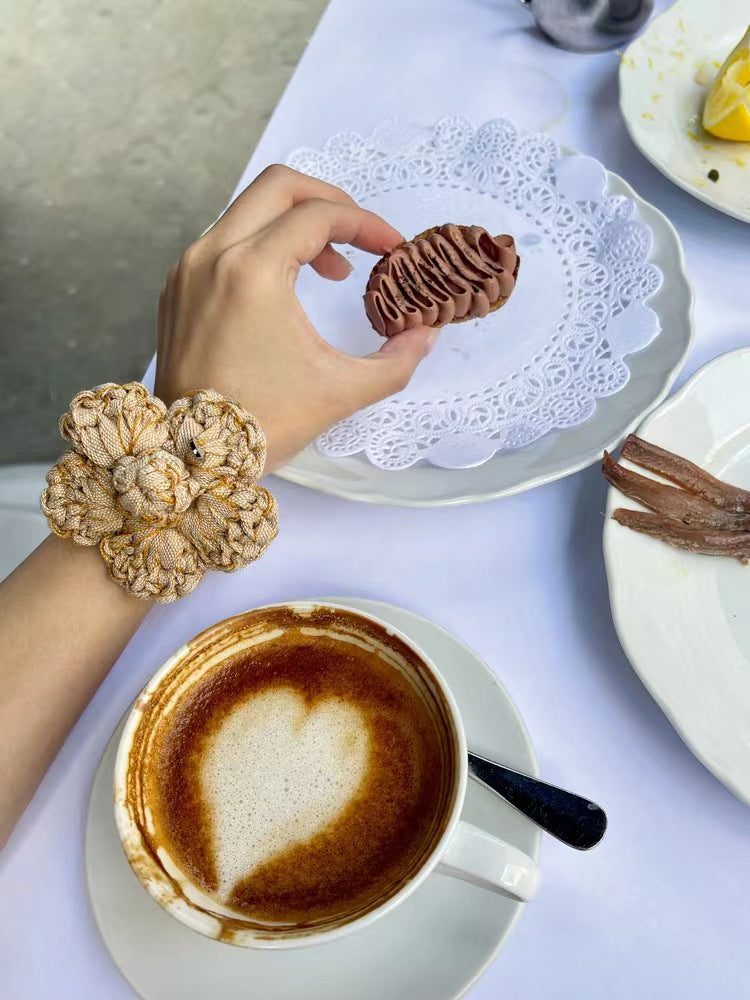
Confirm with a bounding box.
[468,751,607,850]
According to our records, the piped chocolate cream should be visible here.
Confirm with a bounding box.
[364,224,520,337]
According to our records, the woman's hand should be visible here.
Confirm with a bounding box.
[2,166,443,849]
[155,165,437,472]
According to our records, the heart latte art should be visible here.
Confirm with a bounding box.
[124,606,457,937]
[202,689,369,900]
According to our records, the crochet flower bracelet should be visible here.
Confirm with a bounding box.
[41,383,278,602]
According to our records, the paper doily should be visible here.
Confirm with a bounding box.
[288,117,663,470]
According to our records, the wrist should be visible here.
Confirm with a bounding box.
[39,534,154,616]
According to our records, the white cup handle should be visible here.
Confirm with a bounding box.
[438,820,539,901]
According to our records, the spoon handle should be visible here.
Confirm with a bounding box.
[467,752,607,850]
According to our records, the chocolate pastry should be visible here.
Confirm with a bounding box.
[363,224,520,338]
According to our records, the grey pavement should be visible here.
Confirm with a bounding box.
[0,0,326,463]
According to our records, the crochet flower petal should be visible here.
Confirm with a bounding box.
[100,527,205,602]
[167,390,266,482]
[181,480,278,571]
[60,382,169,467]
[112,449,195,525]
[41,451,124,545]
[47,383,277,603]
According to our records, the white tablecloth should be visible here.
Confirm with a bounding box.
[3,1,750,996]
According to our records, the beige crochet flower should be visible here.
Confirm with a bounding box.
[41,383,278,602]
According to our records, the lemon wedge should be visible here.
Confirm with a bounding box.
[703,25,750,141]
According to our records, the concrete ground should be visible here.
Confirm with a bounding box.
[0,0,326,463]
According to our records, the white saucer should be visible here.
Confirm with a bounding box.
[604,350,750,804]
[86,597,540,1000]
[277,175,691,507]
[620,0,750,224]
[276,120,692,506]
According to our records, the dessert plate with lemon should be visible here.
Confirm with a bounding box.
[620,0,750,223]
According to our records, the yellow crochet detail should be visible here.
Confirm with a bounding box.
[42,383,278,602]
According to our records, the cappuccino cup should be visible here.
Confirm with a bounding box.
[114,602,538,948]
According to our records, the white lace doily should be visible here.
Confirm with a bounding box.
[287,117,663,470]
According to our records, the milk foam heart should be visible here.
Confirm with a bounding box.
[200,687,369,900]
[120,605,459,937]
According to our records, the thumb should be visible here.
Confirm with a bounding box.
[352,326,440,408]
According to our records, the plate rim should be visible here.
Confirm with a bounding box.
[603,347,750,805]
[276,149,694,506]
[619,0,750,226]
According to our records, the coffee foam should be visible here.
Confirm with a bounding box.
[201,687,369,900]
[123,605,458,938]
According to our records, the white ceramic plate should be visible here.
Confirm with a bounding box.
[276,163,691,506]
[620,0,750,224]
[604,350,750,805]
[86,597,540,1000]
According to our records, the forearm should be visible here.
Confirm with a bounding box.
[0,168,432,850]
[0,535,150,848]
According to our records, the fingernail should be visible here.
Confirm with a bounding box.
[425,330,440,354]
[344,259,354,274]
